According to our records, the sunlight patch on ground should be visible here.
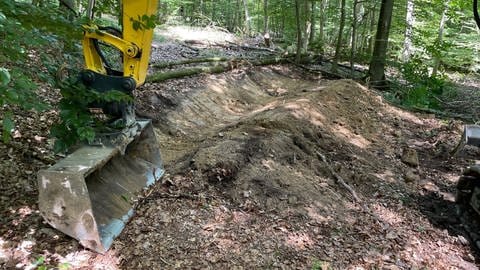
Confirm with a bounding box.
[0,238,36,269]
[0,238,8,262]
[285,232,314,250]
[374,170,398,183]
[161,26,237,43]
[305,206,333,224]
[372,203,405,226]
[384,106,424,125]
[334,124,370,149]
[284,101,326,127]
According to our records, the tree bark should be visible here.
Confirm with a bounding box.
[303,0,312,51]
[295,0,303,63]
[147,56,292,83]
[263,0,269,34]
[431,0,450,76]
[368,0,394,90]
[242,0,251,35]
[402,0,415,62]
[318,0,326,53]
[153,57,231,69]
[350,0,359,74]
[332,0,346,73]
[309,1,316,46]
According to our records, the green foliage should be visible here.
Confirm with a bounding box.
[31,255,71,270]
[51,78,133,153]
[389,55,449,109]
[0,1,83,142]
[131,15,157,30]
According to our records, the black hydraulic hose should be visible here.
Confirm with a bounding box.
[92,26,123,74]
[474,0,480,30]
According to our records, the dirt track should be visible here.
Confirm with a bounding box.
[117,66,478,269]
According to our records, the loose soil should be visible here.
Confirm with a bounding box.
[2,27,480,269]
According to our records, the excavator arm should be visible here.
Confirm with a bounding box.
[37,0,164,253]
[82,0,156,86]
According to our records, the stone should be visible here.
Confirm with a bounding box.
[401,147,419,167]
[404,169,420,183]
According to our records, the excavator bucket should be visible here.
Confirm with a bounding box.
[37,120,163,253]
[452,125,480,156]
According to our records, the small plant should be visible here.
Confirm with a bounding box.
[311,259,331,270]
[31,256,71,270]
[50,78,133,153]
[389,55,449,109]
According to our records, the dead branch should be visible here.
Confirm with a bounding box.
[316,151,362,203]
[152,57,231,69]
[316,151,391,229]
[147,56,293,83]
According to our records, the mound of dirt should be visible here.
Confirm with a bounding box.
[118,66,477,268]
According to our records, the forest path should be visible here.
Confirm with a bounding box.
[122,60,480,268]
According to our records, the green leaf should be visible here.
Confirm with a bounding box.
[2,114,14,143]
[35,256,45,265]
[0,68,10,87]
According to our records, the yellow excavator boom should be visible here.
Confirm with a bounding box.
[82,0,157,86]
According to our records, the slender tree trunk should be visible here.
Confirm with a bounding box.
[368,6,376,57]
[242,0,251,35]
[350,0,359,74]
[318,0,326,53]
[309,1,316,46]
[332,0,346,72]
[432,0,450,76]
[368,0,394,89]
[263,0,271,47]
[295,0,303,63]
[263,0,269,34]
[402,0,415,62]
[303,0,312,51]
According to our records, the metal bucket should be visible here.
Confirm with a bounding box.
[37,120,163,253]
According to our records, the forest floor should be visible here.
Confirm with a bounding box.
[2,26,480,269]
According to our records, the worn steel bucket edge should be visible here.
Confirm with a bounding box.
[38,120,164,253]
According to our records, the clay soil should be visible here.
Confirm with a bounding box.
[2,29,480,269]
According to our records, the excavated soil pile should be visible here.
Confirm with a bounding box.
[113,66,478,269]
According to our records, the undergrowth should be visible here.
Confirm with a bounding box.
[385,55,454,110]
[0,1,83,143]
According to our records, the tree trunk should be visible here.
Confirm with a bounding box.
[350,0,359,74]
[309,1,316,46]
[295,0,303,63]
[59,0,77,19]
[367,6,376,57]
[303,0,312,51]
[147,56,293,83]
[318,0,326,53]
[368,0,394,89]
[402,0,415,62]
[431,0,450,77]
[242,0,251,35]
[263,0,269,34]
[332,0,346,73]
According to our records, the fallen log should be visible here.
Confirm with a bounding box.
[152,57,231,69]
[146,56,292,83]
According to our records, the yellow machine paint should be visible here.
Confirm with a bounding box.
[82,0,156,85]
[37,0,163,253]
